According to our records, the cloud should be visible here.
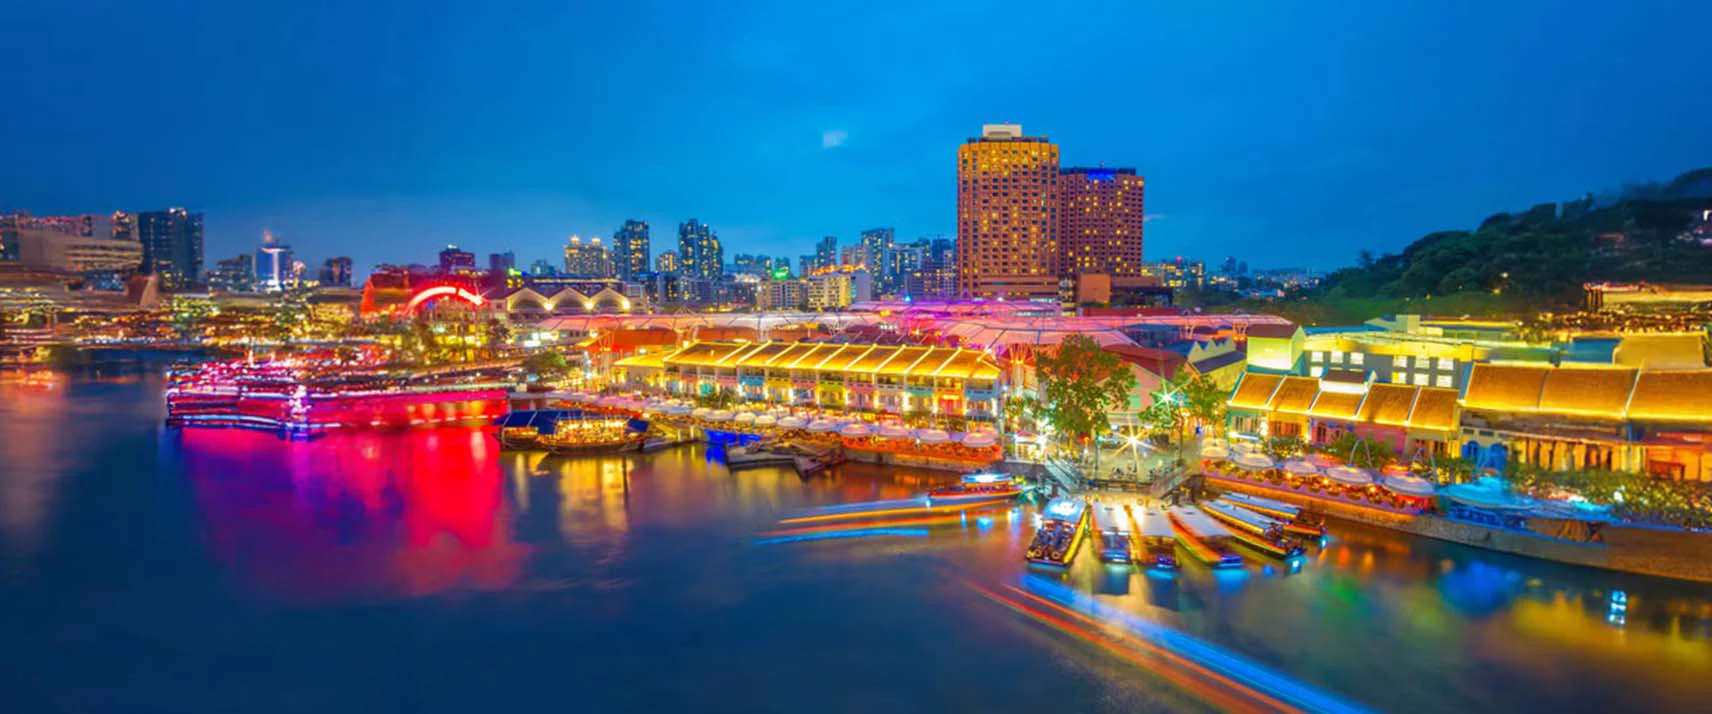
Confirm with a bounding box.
[1143,213,1167,222]
[821,129,848,149]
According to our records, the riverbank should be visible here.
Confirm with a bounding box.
[1209,475,1712,584]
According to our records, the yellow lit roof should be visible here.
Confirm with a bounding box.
[875,347,933,376]
[1306,390,1363,420]
[851,345,904,371]
[1626,371,1712,423]
[1267,376,1320,414]
[764,343,819,368]
[1406,388,1460,431]
[652,342,1001,383]
[1462,364,1551,413]
[1228,373,1283,410]
[613,352,665,369]
[815,344,875,371]
[1359,384,1419,426]
[1537,367,1637,417]
[733,342,792,368]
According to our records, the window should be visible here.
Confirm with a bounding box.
[1310,352,1323,363]
[1414,373,1429,386]
[1349,352,1364,366]
[1401,355,1413,368]
[1330,350,1344,363]
[1310,366,1324,377]
[1437,357,1453,370]
[1436,375,1453,388]
[1393,371,1406,383]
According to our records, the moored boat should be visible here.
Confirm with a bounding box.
[927,472,1023,505]
[1201,500,1306,559]
[1092,503,1131,564]
[1220,491,1326,537]
[1167,506,1243,568]
[1126,504,1179,570]
[1025,498,1088,568]
[539,413,647,456]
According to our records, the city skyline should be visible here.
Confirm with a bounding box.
[5,2,1712,275]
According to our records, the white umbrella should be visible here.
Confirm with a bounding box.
[1199,446,1231,460]
[643,400,665,412]
[915,428,950,444]
[960,431,997,448]
[839,422,874,438]
[1233,453,1276,471]
[1383,473,1437,497]
[778,416,806,429]
[1282,459,1321,476]
[691,407,712,419]
[1231,441,1262,456]
[1325,465,1374,486]
[707,410,733,422]
[805,419,839,433]
[664,404,692,416]
[733,412,756,423]
[877,423,912,439]
[754,415,777,427]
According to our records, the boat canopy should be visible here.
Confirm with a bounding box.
[1092,504,1129,534]
[1131,506,1176,537]
[1170,506,1234,537]
[1042,498,1086,524]
[1205,500,1280,531]
[495,409,575,434]
[1221,491,1300,517]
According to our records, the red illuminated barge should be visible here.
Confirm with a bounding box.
[165,358,509,439]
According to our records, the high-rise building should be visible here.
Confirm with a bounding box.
[814,235,838,273]
[439,245,477,274]
[677,219,722,280]
[255,231,294,292]
[956,124,1059,300]
[136,208,204,289]
[1058,167,1145,279]
[489,252,516,274]
[859,228,896,293]
[656,250,680,274]
[208,254,255,292]
[612,219,650,280]
[319,256,354,287]
[840,244,866,269]
[563,235,614,277]
[528,258,559,277]
[805,266,872,310]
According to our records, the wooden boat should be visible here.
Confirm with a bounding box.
[1219,491,1326,537]
[1092,503,1131,564]
[725,445,799,470]
[539,413,647,456]
[1201,500,1306,559]
[1167,506,1243,568]
[1126,504,1179,570]
[1025,498,1088,568]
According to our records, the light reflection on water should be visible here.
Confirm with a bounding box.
[3,376,1712,712]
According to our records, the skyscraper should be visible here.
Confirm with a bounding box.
[489,251,516,273]
[320,256,354,287]
[956,124,1059,300]
[677,219,722,280]
[136,208,204,289]
[255,231,294,291]
[1058,167,1145,279]
[439,245,477,273]
[859,227,896,293]
[208,254,254,292]
[656,250,680,274]
[612,219,650,281]
[563,236,614,277]
[814,235,838,273]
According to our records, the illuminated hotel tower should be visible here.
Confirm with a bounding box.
[1058,167,1145,278]
[956,124,1059,300]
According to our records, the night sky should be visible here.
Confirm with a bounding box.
[4,1,1710,273]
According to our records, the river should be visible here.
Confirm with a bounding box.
[3,374,1711,712]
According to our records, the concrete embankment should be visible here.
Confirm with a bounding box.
[1211,477,1712,584]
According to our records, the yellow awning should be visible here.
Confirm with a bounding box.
[1462,363,1550,412]
[1267,376,1319,414]
[1406,387,1460,431]
[1306,390,1363,420]
[1537,367,1636,418]
[1359,384,1419,426]
[1228,373,1283,410]
[1628,371,1712,423]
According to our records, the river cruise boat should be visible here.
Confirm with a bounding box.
[1167,506,1244,568]
[927,472,1023,505]
[539,414,648,456]
[1091,503,1132,564]
[1126,505,1179,570]
[1201,500,1307,559]
[494,409,574,449]
[1219,491,1326,537]
[1025,498,1089,568]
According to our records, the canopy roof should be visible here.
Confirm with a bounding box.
[618,341,1001,382]
[1463,363,1712,423]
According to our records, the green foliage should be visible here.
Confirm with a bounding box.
[1311,432,1396,470]
[521,351,569,377]
[1035,335,1138,448]
[1265,435,1306,460]
[1508,463,1712,530]
[695,386,737,410]
[1004,395,1041,432]
[484,319,511,350]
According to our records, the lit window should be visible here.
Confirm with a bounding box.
[1413,373,1428,386]
[1330,350,1343,362]
[1310,352,1323,363]
[1349,353,1364,365]
[1392,371,1406,383]
[1436,375,1452,388]
[1437,357,1453,370]
[1310,366,1323,377]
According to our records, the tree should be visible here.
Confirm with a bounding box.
[1175,373,1228,437]
[1004,394,1041,432]
[1034,334,1137,454]
[483,318,512,356]
[521,351,569,378]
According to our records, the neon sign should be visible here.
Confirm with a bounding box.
[404,285,486,313]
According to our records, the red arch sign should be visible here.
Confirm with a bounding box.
[404,285,487,314]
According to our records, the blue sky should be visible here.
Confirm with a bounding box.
[4,1,1710,273]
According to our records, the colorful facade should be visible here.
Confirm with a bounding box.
[1226,372,1461,457]
[614,341,1004,419]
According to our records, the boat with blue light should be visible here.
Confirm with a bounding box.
[927,472,1023,505]
[1167,506,1244,568]
[1201,500,1306,559]
[1219,491,1326,537]
[1091,503,1131,564]
[1126,504,1179,570]
[1026,498,1088,568]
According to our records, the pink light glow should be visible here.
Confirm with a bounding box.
[405,284,486,313]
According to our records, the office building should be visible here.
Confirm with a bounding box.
[136,208,204,289]
[438,245,477,274]
[677,219,722,280]
[656,250,680,274]
[320,256,354,287]
[528,258,559,277]
[814,235,838,273]
[488,252,516,274]
[860,227,896,293]
[805,266,872,310]
[563,236,615,278]
[255,231,294,291]
[1058,167,1145,279]
[956,124,1059,300]
[14,227,144,276]
[208,254,255,292]
[612,219,650,280]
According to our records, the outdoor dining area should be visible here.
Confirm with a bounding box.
[1199,436,1439,514]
